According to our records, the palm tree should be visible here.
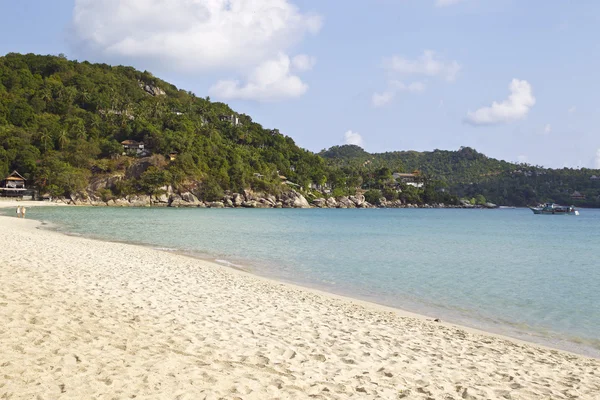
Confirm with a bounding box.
[78,90,91,105]
[40,88,52,103]
[39,130,52,152]
[56,129,69,150]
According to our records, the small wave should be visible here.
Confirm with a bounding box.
[215,259,247,270]
[153,247,178,252]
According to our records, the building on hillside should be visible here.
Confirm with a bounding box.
[168,152,178,161]
[571,191,586,200]
[392,172,424,188]
[590,175,600,181]
[219,114,241,126]
[121,140,150,157]
[0,171,27,197]
[309,182,331,191]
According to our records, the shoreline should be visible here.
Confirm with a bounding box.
[1,214,600,398]
[2,202,598,359]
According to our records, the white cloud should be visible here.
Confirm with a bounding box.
[544,124,552,134]
[568,106,577,115]
[465,79,536,126]
[595,149,600,169]
[373,50,459,107]
[72,0,322,101]
[372,91,396,108]
[384,50,461,82]
[372,80,426,107]
[292,54,316,71]
[436,0,467,7]
[72,0,322,71]
[344,130,363,147]
[391,80,426,93]
[209,53,307,101]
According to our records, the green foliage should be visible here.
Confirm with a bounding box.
[0,53,327,199]
[197,177,225,202]
[364,189,382,204]
[474,194,487,205]
[1,53,598,207]
[381,188,399,201]
[137,167,172,194]
[35,152,89,196]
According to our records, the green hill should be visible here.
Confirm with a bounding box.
[0,53,326,201]
[320,145,600,207]
[1,53,598,208]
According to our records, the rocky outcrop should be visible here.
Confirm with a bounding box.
[88,175,123,192]
[279,190,310,208]
[139,82,166,96]
[128,195,151,207]
[337,197,356,209]
[153,193,170,205]
[169,192,202,208]
[312,198,327,208]
[349,195,366,208]
[72,183,466,210]
[126,156,167,180]
[232,193,244,207]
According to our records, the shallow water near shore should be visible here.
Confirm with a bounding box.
[11,206,600,358]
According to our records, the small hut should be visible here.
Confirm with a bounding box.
[571,191,586,200]
[0,171,27,197]
[121,140,149,157]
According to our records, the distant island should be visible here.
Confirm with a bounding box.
[1,53,599,208]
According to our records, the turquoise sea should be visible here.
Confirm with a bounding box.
[11,206,600,357]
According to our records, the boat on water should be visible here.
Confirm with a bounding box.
[529,203,579,216]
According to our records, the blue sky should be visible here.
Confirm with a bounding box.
[1,0,599,168]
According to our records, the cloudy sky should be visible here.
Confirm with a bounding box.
[1,0,599,168]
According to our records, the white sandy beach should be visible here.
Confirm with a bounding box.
[1,213,599,399]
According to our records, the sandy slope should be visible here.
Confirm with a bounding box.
[1,215,599,399]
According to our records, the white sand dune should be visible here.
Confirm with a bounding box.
[1,215,599,399]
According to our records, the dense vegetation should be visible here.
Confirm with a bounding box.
[1,53,598,207]
[321,145,600,207]
[0,53,327,201]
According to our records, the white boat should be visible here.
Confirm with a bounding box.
[529,203,579,216]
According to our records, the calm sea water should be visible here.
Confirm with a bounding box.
[11,206,600,357]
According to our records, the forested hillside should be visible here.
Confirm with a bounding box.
[1,53,598,207]
[321,145,600,207]
[0,53,327,201]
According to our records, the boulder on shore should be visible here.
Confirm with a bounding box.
[312,198,327,208]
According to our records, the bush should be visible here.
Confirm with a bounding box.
[382,188,399,201]
[138,167,172,194]
[364,189,382,204]
[198,178,224,202]
[331,187,347,198]
[97,188,114,202]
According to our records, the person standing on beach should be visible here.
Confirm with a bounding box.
[16,206,21,218]
[21,206,26,219]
